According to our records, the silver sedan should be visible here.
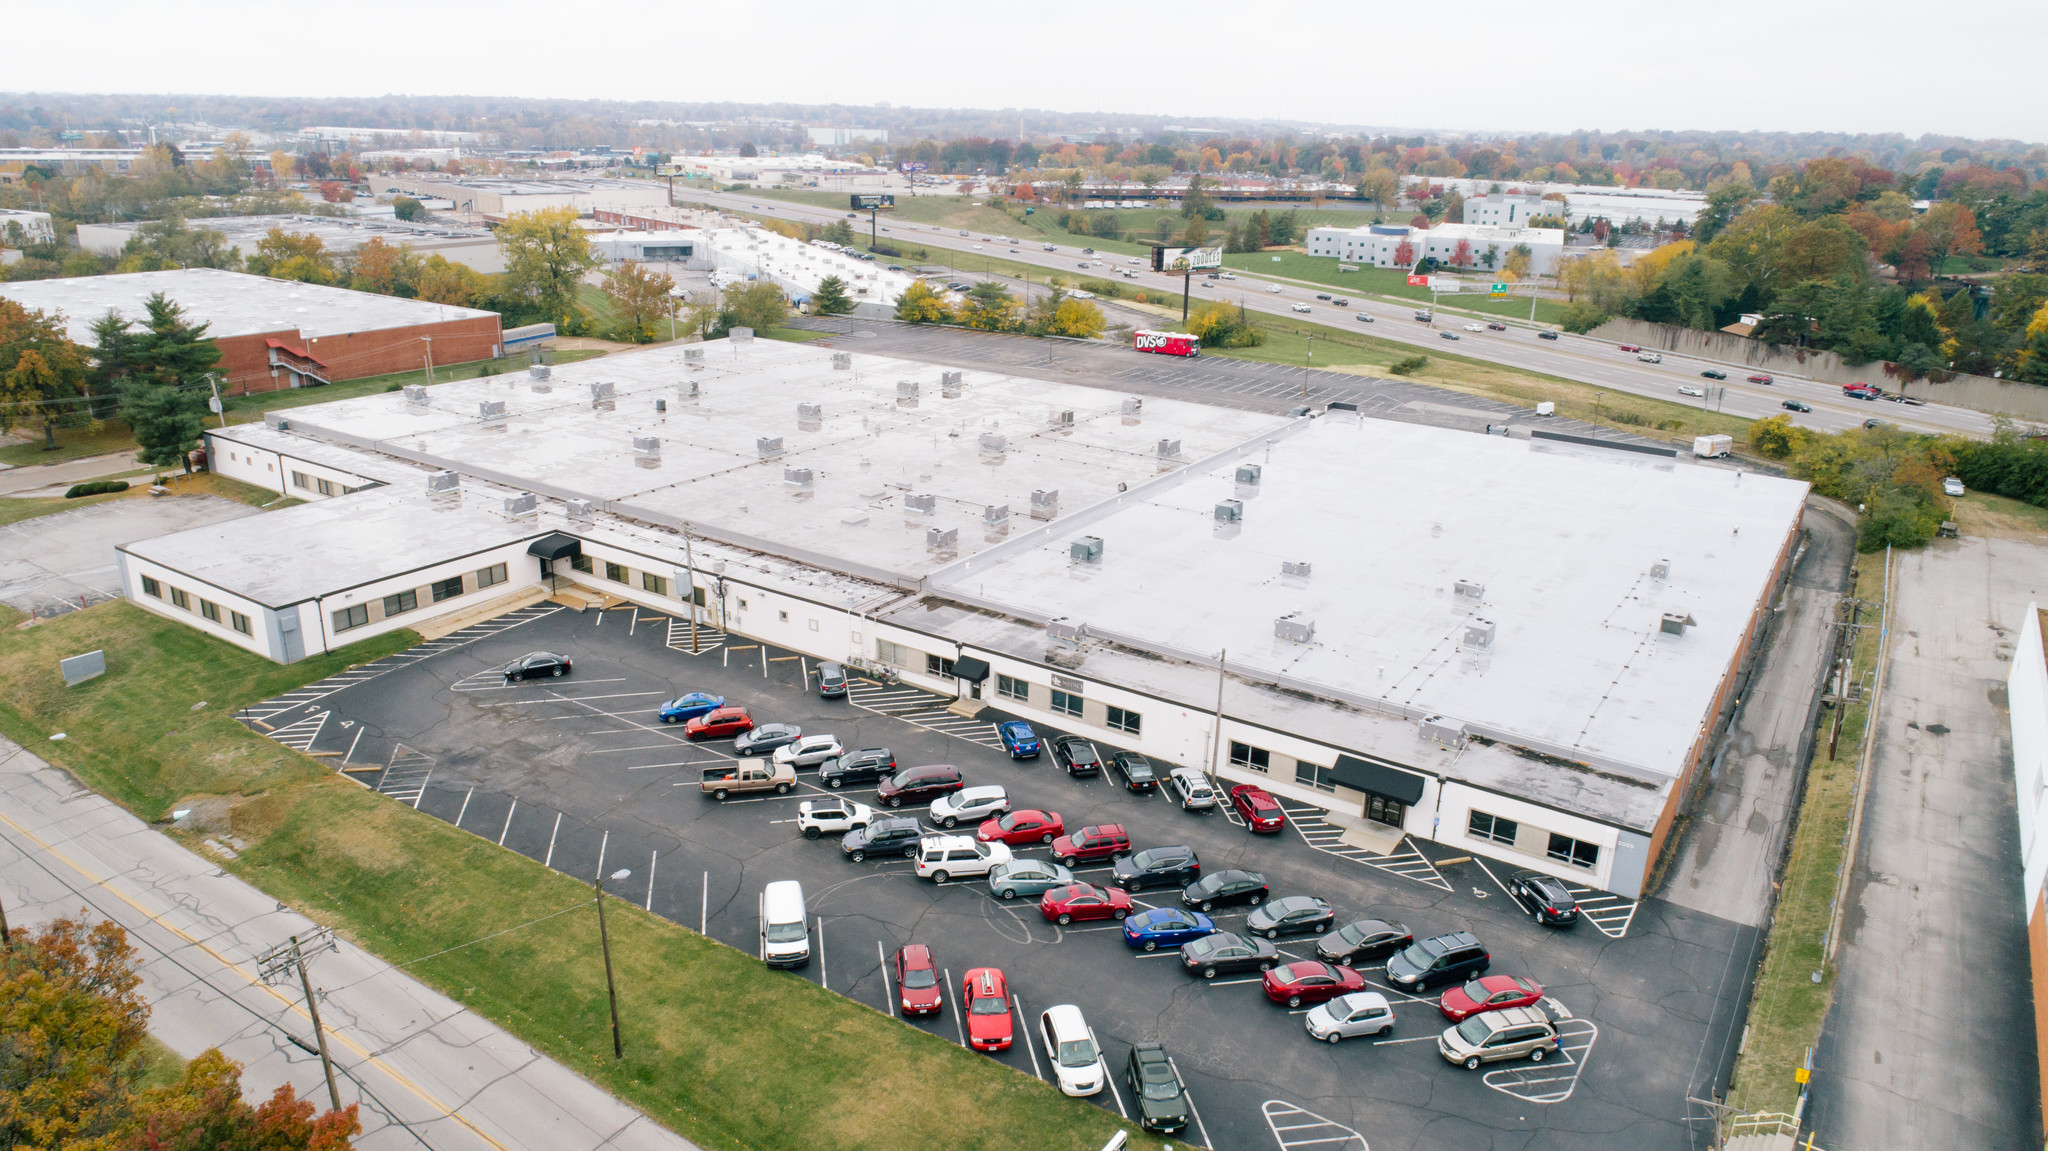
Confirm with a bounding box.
[1305,992,1395,1043]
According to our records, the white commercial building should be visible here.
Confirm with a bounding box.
[807,127,889,147]
[693,227,918,316]
[0,208,55,245]
[679,154,892,189]
[1461,194,1550,228]
[1305,221,1564,276]
[592,230,703,265]
[75,213,501,272]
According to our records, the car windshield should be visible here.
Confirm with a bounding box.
[1140,1078,1180,1101]
[1455,1016,1495,1046]
[1396,939,1444,967]
[970,995,1007,1015]
[902,968,936,989]
[1461,979,1489,1000]
[1338,924,1368,944]
[764,922,807,943]
[1056,1038,1098,1068]
[1184,937,1215,957]
[1133,849,1169,868]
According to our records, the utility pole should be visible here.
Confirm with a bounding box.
[597,868,631,1058]
[421,336,435,386]
[258,929,341,1113]
[206,372,226,428]
[1207,649,1227,786]
[681,525,700,652]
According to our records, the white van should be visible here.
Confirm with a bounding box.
[760,880,810,968]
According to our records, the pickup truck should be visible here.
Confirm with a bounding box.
[701,760,795,800]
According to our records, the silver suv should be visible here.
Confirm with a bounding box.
[1437,1005,1559,1070]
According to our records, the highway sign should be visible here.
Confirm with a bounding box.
[1490,282,1509,297]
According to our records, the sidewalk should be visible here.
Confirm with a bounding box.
[0,736,700,1151]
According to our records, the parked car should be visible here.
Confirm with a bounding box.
[1263,961,1367,1008]
[1538,329,1560,340]
[1126,1043,1190,1134]
[1508,871,1581,926]
[1051,824,1130,866]
[1245,895,1337,940]
[1122,907,1217,951]
[840,816,924,862]
[1169,768,1218,811]
[876,763,964,808]
[1110,752,1159,793]
[1701,369,1728,380]
[1040,882,1132,925]
[1782,400,1812,412]
[987,858,1076,900]
[978,808,1064,846]
[1039,1005,1105,1096]
[502,652,572,681]
[658,691,722,723]
[915,835,1013,883]
[814,662,848,698]
[1179,930,1279,979]
[818,748,896,789]
[796,798,873,839]
[1111,845,1202,891]
[1678,385,1705,398]
[930,785,1009,828]
[962,968,1012,1051]
[1317,919,1414,966]
[998,721,1041,759]
[1051,735,1102,778]
[1439,975,1546,1022]
[1180,869,1268,912]
[1943,476,1966,497]
[774,734,844,768]
[893,944,943,1016]
[685,706,754,740]
[1747,373,1775,384]
[1306,991,1394,1043]
[1438,1005,1560,1070]
[1386,931,1490,992]
[733,723,801,756]
[1230,784,1286,833]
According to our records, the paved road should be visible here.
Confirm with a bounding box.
[688,188,1997,440]
[0,448,142,495]
[1806,533,2047,1149]
[0,734,703,1151]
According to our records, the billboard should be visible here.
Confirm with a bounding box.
[850,193,896,210]
[1151,246,1224,273]
[898,161,927,172]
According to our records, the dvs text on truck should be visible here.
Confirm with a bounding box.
[1133,330,1201,357]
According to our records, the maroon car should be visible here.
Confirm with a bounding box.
[1039,882,1133,925]
[1231,785,1286,833]
[1262,961,1366,1007]
[979,809,1064,846]
[893,944,943,1016]
[875,763,964,808]
[685,706,754,740]
[1051,824,1131,866]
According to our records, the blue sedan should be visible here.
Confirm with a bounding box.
[658,692,723,724]
[1122,908,1218,952]
[999,721,1041,759]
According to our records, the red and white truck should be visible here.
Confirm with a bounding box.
[1133,330,1200,357]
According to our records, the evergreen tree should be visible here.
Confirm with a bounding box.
[811,276,856,315]
[119,378,208,472]
[131,293,222,387]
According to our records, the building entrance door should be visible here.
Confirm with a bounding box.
[1365,794,1406,828]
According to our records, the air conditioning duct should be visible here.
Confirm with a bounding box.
[589,381,615,401]
[784,467,814,487]
[905,492,936,514]
[633,436,661,457]
[757,436,784,458]
[1157,438,1182,459]
[478,400,507,420]
[1281,560,1312,577]
[1070,535,1104,563]
[1463,618,1497,649]
[403,384,428,403]
[1274,613,1315,643]
[504,492,537,516]
[425,470,459,493]
[1236,463,1262,485]
[984,503,1009,525]
[926,526,958,549]
[1214,499,1243,523]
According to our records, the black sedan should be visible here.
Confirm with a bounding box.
[1051,735,1102,778]
[819,749,896,789]
[1782,400,1812,412]
[502,652,571,681]
[840,817,923,862]
[733,723,801,757]
[1112,845,1201,892]
[1179,931,1279,979]
[1180,869,1268,912]
[1126,1044,1188,1134]
[1245,895,1336,940]
[1509,871,1581,926]
[1316,919,1414,966]
[1701,369,1728,380]
[1110,752,1159,793]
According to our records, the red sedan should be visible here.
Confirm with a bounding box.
[1039,882,1133,925]
[979,809,1064,847]
[1747,373,1774,385]
[1616,343,1641,353]
[1261,961,1366,1008]
[1438,975,1545,1022]
[893,944,943,1016]
[962,967,1013,1051]
[685,706,754,740]
[1231,785,1286,833]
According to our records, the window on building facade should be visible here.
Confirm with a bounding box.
[291,471,312,490]
[1050,688,1083,718]
[334,604,369,632]
[1295,761,1337,793]
[876,639,912,667]
[382,589,418,616]
[1229,742,1270,773]
[1106,706,1141,735]
[570,555,594,574]
[168,588,190,610]
[778,610,789,622]
[477,563,507,588]
[141,576,161,598]
[997,674,1029,702]
[1468,810,1518,845]
[605,561,628,583]
[431,576,463,602]
[200,600,221,623]
[230,611,252,635]
[1547,833,1600,869]
[926,654,957,679]
[642,572,668,596]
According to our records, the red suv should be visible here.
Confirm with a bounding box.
[876,764,964,808]
[893,944,943,1016]
[1230,785,1286,833]
[685,706,754,740]
[1051,824,1130,866]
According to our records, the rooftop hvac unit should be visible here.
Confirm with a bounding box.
[1325,400,1360,413]
[1453,579,1485,602]
[529,363,551,379]
[425,470,460,493]
[730,326,754,344]
[1070,535,1104,563]
[1463,618,1497,649]
[942,370,962,387]
[1236,463,1262,485]
[504,492,537,516]
[680,380,700,398]
[478,400,507,420]
[897,379,920,398]
[983,503,1009,525]
[566,498,594,521]
[797,402,822,419]
[1050,409,1075,428]
[1047,618,1087,644]
[684,347,704,361]
[589,381,615,401]
[926,526,958,549]
[1274,613,1315,643]
[633,436,661,457]
[784,466,814,487]
[839,508,869,526]
[1121,397,1143,416]
[1650,559,1671,580]
[905,492,937,514]
[757,436,784,458]
[831,352,851,370]
[1282,560,1312,578]
[1157,438,1182,459]
[979,432,1007,453]
[655,398,667,413]
[1214,499,1243,523]
[1030,488,1059,519]
[1661,612,1694,636]
[265,414,291,430]
[1419,714,1468,746]
[403,384,428,403]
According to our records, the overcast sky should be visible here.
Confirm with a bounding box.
[9,0,2046,145]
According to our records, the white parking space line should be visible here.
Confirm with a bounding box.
[453,787,473,828]
[1167,1055,1213,1150]
[588,743,690,753]
[1480,1018,1599,1103]
[1564,885,1641,939]
[943,968,966,1047]
[544,811,563,868]
[816,918,827,989]
[1100,1057,1129,1119]
[474,690,665,707]
[1261,1100,1367,1151]
[1371,1034,1441,1046]
[1471,855,1515,900]
[878,941,894,1017]
[1014,997,1043,1080]
[498,799,517,845]
[454,675,633,694]
[1278,800,1451,892]
[701,871,708,935]
[645,850,656,911]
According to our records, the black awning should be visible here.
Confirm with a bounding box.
[1333,755,1425,804]
[951,655,991,683]
[527,533,583,562]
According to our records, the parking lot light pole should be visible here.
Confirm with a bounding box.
[597,867,631,1058]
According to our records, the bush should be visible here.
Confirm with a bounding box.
[1558,302,1610,333]
[1389,355,1429,375]
[1953,436,2048,507]
[64,480,129,498]
[1749,414,1807,459]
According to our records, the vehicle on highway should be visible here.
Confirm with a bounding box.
[1181,868,1268,911]
[1462,322,1483,332]
[1782,400,1812,412]
[987,857,1075,900]
[1638,351,1663,363]
[1169,768,1218,811]
[893,944,943,1015]
[1039,1005,1105,1096]
[1508,871,1581,926]
[978,808,1064,846]
[1306,992,1395,1043]
[1122,907,1217,951]
[814,662,848,698]
[1246,895,1337,939]
[1317,919,1414,966]
[1387,931,1490,992]
[1315,293,1331,301]
[1538,330,1560,340]
[1051,735,1103,777]
[1887,394,1927,406]
[658,691,723,723]
[1040,882,1132,925]
[971,244,984,250]
[1748,373,1775,384]
[1863,417,1887,428]
[1179,930,1280,978]
[1439,974,1546,1022]
[1112,845,1201,891]
[1127,1044,1190,1134]
[1264,961,1367,1008]
[998,720,1041,758]
[1844,383,1882,400]
[1486,322,1506,331]
[774,734,844,768]
[1354,312,1375,323]
[501,651,572,681]
[958,230,970,237]
[1440,330,1461,340]
[1051,823,1130,865]
[1081,247,1094,255]
[1617,343,1641,352]
[1042,243,1056,251]
[1438,1005,1560,1070]
[840,816,923,862]
[733,723,801,756]
[1944,476,1966,496]
[1678,385,1705,398]
[1230,784,1287,832]
[686,706,754,740]
[1701,369,1728,380]
[699,757,793,800]
[1220,272,1237,280]
[1332,297,1349,306]
[796,798,872,839]
[818,748,897,789]
[931,784,1009,828]
[876,763,964,808]
[1109,751,1159,793]
[963,968,1013,1051]
[1071,290,1096,299]
[915,834,1013,883]
[1267,284,1283,293]
[1291,303,1312,313]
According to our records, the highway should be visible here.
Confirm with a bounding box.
[682,186,1998,439]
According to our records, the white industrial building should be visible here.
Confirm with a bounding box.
[1305,221,1565,276]
[0,207,55,245]
[75,213,501,271]
[691,227,918,317]
[117,337,1807,901]
[679,154,892,188]
[808,127,889,147]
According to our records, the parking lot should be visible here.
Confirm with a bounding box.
[242,602,1755,1150]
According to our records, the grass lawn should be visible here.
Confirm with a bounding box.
[0,604,1176,1151]
[0,422,138,467]
[136,1034,189,1092]
[1950,489,2048,539]
[0,470,293,529]
[761,327,829,343]
[220,349,611,424]
[1216,251,1567,325]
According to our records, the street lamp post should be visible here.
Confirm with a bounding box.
[597,867,631,1058]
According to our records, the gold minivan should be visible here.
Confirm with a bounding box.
[1437,1005,1560,1070]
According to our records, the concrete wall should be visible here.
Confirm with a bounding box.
[314,543,543,655]
[206,432,381,499]
[2014,605,2048,1140]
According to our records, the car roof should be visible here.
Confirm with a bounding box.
[1080,824,1125,836]
[965,967,1006,995]
[1042,1003,1087,1037]
[900,943,934,965]
[924,834,979,851]
[1479,1005,1551,1029]
[956,785,1006,801]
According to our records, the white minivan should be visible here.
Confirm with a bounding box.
[1039,1004,1105,1096]
[760,880,810,968]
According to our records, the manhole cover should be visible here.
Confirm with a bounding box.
[853,331,877,339]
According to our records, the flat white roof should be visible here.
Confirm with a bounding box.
[82,213,491,249]
[0,269,498,344]
[700,227,919,303]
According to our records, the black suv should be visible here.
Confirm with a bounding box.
[1126,1043,1188,1134]
[1180,869,1267,912]
[1110,752,1159,793]
[1508,871,1581,927]
[819,748,896,789]
[1385,930,1489,992]
[816,661,848,699]
[840,817,923,862]
[1052,735,1102,778]
[1112,845,1201,891]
